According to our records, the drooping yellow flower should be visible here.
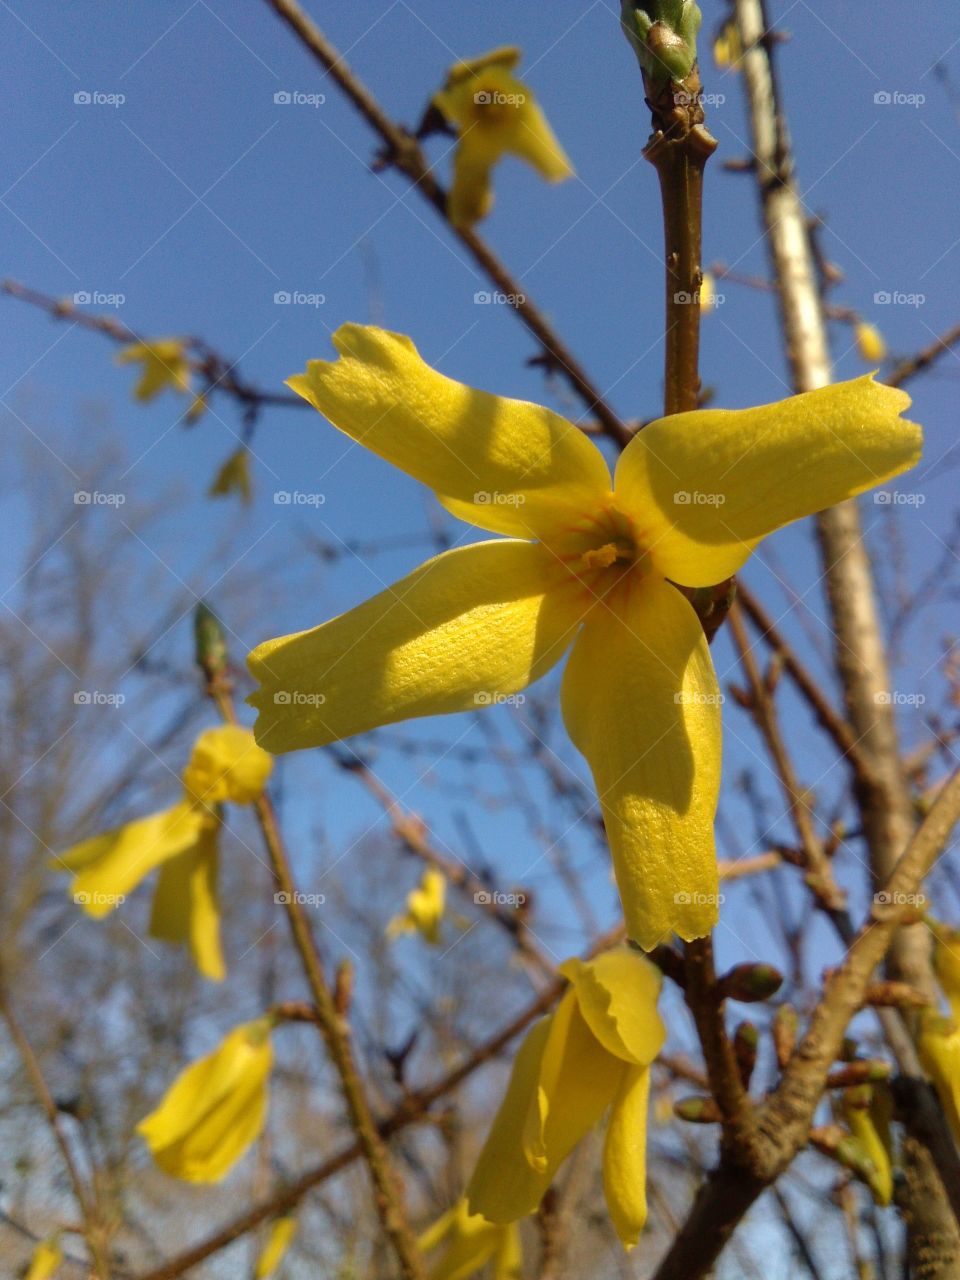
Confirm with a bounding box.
[931,918,960,1022]
[841,1085,893,1206]
[713,21,742,69]
[137,1016,274,1183]
[116,338,192,402]
[854,321,887,365]
[418,1199,522,1280]
[255,1217,298,1279]
[387,868,447,945]
[466,946,665,1250]
[209,447,253,505]
[918,1011,960,1143]
[432,47,574,228]
[699,271,718,313]
[247,325,920,949]
[26,1238,62,1280]
[55,725,272,979]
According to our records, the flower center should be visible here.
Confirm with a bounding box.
[548,504,649,605]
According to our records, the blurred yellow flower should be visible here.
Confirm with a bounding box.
[137,1016,274,1182]
[209,447,252,504]
[700,271,718,313]
[54,726,271,980]
[432,47,573,228]
[116,338,192,401]
[918,1011,960,1143]
[855,321,887,364]
[418,1199,522,1280]
[713,21,742,69]
[248,324,921,949]
[387,868,447,945]
[466,946,665,1250]
[255,1217,298,1278]
[26,1238,62,1280]
[841,1085,893,1206]
[932,919,960,1021]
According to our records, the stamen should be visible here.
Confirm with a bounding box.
[580,542,621,570]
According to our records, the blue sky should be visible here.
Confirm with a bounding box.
[3,0,959,976]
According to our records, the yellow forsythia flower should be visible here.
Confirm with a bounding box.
[467,946,665,1250]
[931,919,960,1022]
[209,447,253,505]
[55,726,272,980]
[137,1016,274,1182]
[700,271,718,313]
[919,1011,960,1143]
[432,47,573,228]
[26,1238,62,1280]
[713,21,742,69]
[841,1085,893,1206]
[387,868,446,945]
[255,1217,297,1278]
[247,324,921,950]
[116,338,192,401]
[418,1199,522,1280]
[855,321,887,364]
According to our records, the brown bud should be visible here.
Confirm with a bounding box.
[334,959,354,1019]
[862,980,927,1010]
[733,1021,758,1088]
[827,1062,891,1090]
[674,1096,722,1124]
[718,962,783,1003]
[773,1004,798,1068]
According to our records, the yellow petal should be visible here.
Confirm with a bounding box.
[26,1239,63,1280]
[521,988,622,1175]
[559,946,666,1066]
[930,919,960,1022]
[182,725,273,806]
[615,376,922,588]
[561,577,721,949]
[116,338,192,401]
[842,1089,893,1206]
[446,134,498,228]
[57,802,209,918]
[603,1064,651,1250]
[254,1217,297,1279]
[491,1223,523,1280]
[418,1200,504,1280]
[388,868,447,945]
[918,1016,960,1145]
[855,322,887,364]
[286,325,611,540]
[149,823,226,981]
[248,540,582,753]
[137,1017,273,1183]
[209,447,252,505]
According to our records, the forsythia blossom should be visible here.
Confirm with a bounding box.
[387,868,447,944]
[55,725,272,980]
[418,1199,522,1280]
[432,47,573,228]
[466,946,665,1250]
[247,323,921,949]
[26,1239,63,1280]
[137,1016,274,1182]
[854,321,887,365]
[918,1010,960,1144]
[116,337,192,402]
[254,1217,298,1278]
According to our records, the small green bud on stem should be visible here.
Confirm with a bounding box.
[718,962,784,1003]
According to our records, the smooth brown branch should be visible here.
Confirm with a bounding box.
[261,0,633,446]
[0,982,113,1279]
[887,321,960,389]
[211,692,426,1280]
